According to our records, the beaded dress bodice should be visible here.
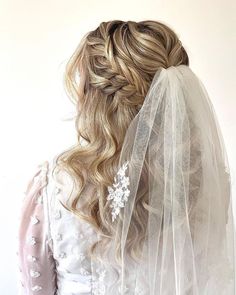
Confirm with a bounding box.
[17,157,108,295]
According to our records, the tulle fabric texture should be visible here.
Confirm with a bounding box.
[91,65,236,294]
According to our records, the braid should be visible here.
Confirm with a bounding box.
[83,20,188,108]
[85,21,149,107]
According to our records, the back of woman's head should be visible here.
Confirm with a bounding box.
[55,20,189,260]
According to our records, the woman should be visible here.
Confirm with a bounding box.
[17,20,236,294]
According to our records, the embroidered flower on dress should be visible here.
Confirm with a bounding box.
[55,233,63,241]
[35,195,43,204]
[53,210,61,219]
[30,269,41,278]
[28,236,37,246]
[31,285,42,292]
[58,252,66,259]
[30,216,39,225]
[27,255,37,262]
[107,161,130,222]
[91,267,107,295]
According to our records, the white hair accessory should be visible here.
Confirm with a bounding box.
[107,160,130,222]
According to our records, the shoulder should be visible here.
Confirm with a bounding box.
[45,154,72,200]
[33,154,61,187]
[22,155,59,207]
[24,153,78,222]
[36,154,75,216]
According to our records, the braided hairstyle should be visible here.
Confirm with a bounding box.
[54,20,189,261]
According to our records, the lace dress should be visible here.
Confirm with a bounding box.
[17,157,107,295]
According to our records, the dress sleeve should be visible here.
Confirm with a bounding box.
[17,161,57,294]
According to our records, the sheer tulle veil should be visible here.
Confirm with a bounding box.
[90,64,236,294]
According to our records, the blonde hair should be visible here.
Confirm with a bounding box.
[53,20,189,263]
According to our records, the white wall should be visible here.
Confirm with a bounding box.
[0,0,235,293]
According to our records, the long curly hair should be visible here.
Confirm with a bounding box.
[52,20,189,263]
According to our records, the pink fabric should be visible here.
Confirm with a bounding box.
[17,161,57,294]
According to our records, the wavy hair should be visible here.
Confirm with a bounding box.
[53,20,189,263]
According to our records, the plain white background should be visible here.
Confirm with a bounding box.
[0,0,235,293]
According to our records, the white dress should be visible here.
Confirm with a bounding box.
[17,156,107,295]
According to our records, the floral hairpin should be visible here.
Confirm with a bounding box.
[107,161,130,222]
